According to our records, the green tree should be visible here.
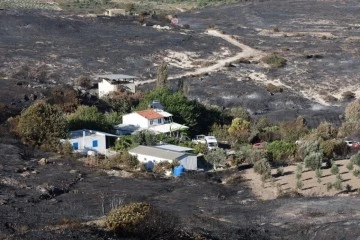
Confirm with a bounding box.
[205,148,226,169]
[298,140,323,170]
[67,105,110,132]
[228,117,251,145]
[133,130,157,146]
[17,101,67,150]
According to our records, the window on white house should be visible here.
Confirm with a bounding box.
[92,140,98,148]
[150,120,154,125]
[158,118,162,124]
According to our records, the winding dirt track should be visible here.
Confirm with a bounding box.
[135,29,264,86]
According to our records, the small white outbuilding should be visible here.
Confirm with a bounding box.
[128,145,197,171]
[65,129,118,155]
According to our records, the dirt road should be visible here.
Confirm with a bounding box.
[135,29,264,86]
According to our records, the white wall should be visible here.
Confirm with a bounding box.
[99,79,118,98]
[69,134,107,155]
[128,152,197,171]
[129,152,171,164]
[122,113,149,128]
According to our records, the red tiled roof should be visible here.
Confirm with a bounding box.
[136,109,164,120]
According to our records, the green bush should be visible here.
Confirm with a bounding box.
[276,167,284,176]
[17,101,67,150]
[353,169,360,177]
[315,168,322,183]
[247,149,268,164]
[100,152,139,170]
[350,153,360,166]
[105,202,177,238]
[330,161,339,175]
[296,180,304,190]
[295,164,303,180]
[333,175,343,191]
[304,152,323,171]
[105,202,151,233]
[346,161,354,171]
[261,55,287,68]
[253,159,271,181]
[267,140,296,164]
[326,182,333,191]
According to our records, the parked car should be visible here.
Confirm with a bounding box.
[345,140,360,149]
[192,135,218,150]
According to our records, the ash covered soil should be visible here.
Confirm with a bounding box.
[0,1,359,125]
[2,131,360,239]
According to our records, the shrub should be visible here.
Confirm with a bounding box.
[46,85,80,113]
[298,140,323,170]
[330,161,339,175]
[279,116,309,142]
[105,202,152,233]
[342,91,355,101]
[17,101,67,150]
[296,180,304,190]
[333,175,343,191]
[247,149,268,164]
[133,130,157,146]
[344,99,360,122]
[265,83,283,93]
[295,164,303,180]
[316,122,338,140]
[261,55,287,68]
[276,167,284,176]
[304,152,323,171]
[253,159,271,182]
[350,153,360,166]
[74,76,92,89]
[353,169,360,177]
[315,168,322,183]
[114,136,134,151]
[153,161,172,175]
[60,141,74,156]
[205,148,227,169]
[267,140,296,165]
[100,152,139,170]
[105,202,177,238]
[326,182,333,191]
[346,161,354,171]
[273,27,280,32]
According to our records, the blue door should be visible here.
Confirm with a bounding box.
[73,142,78,150]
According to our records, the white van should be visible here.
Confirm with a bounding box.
[193,135,218,150]
[204,136,218,150]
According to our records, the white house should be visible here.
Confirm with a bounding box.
[128,145,197,170]
[115,108,188,135]
[64,129,118,155]
[97,74,137,98]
